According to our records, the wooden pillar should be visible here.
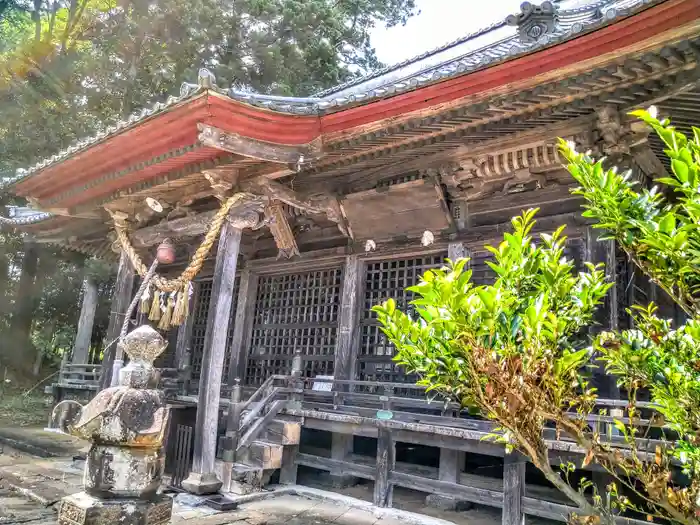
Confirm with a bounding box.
[334,255,362,382]
[182,224,242,495]
[174,282,197,367]
[502,453,526,525]
[100,251,135,391]
[330,255,362,487]
[226,268,258,385]
[71,277,99,364]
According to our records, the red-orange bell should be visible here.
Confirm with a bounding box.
[156,239,176,265]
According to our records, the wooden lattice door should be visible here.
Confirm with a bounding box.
[359,253,447,389]
[245,267,343,387]
[188,277,239,387]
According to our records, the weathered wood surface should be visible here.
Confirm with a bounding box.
[502,453,526,525]
[131,202,262,247]
[226,269,258,384]
[334,255,362,382]
[99,251,135,390]
[295,452,647,524]
[174,282,197,366]
[187,223,242,491]
[71,277,99,364]
[342,179,450,240]
[198,123,323,164]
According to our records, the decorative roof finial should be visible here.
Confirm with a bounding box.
[506,1,559,44]
[198,68,217,89]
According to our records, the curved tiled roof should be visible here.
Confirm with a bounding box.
[0,207,53,226]
[0,0,662,211]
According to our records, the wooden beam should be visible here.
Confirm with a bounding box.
[242,178,351,238]
[183,223,242,495]
[131,200,263,248]
[198,123,323,164]
[175,282,198,366]
[334,255,362,382]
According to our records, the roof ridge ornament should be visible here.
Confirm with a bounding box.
[198,68,217,89]
[506,1,560,44]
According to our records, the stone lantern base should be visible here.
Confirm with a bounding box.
[57,492,172,525]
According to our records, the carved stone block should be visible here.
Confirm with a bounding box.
[85,445,165,499]
[57,492,172,525]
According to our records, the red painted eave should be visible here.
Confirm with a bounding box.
[10,0,700,208]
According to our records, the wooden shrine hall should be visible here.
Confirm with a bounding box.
[3,0,700,521]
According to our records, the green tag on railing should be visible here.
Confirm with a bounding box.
[376,410,393,420]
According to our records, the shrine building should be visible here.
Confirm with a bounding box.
[2,0,700,522]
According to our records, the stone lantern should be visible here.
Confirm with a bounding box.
[51,326,173,525]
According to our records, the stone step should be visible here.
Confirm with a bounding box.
[214,461,269,495]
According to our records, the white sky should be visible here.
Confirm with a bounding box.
[371,0,523,65]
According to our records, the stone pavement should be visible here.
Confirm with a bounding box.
[0,453,464,525]
[171,492,457,525]
[0,431,508,525]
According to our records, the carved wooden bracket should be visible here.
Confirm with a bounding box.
[443,139,569,201]
[242,178,353,239]
[202,168,237,201]
[198,123,324,165]
[264,200,299,259]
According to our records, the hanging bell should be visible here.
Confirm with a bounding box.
[156,238,176,265]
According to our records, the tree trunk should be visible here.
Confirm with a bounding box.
[6,243,39,370]
[32,0,42,42]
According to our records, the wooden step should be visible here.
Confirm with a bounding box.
[242,440,283,470]
[265,419,301,445]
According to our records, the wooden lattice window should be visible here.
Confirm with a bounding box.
[245,268,343,387]
[359,254,447,387]
[189,277,239,383]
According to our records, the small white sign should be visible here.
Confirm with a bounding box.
[312,375,334,391]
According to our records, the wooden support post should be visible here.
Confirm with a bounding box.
[502,453,526,525]
[226,269,258,385]
[222,379,242,463]
[100,251,135,390]
[334,255,362,383]
[374,393,395,508]
[331,433,357,488]
[279,444,299,485]
[426,448,470,510]
[182,224,242,496]
[71,277,99,364]
[174,283,197,395]
[289,348,304,408]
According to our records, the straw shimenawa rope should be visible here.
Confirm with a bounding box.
[111,192,251,328]
[113,192,249,292]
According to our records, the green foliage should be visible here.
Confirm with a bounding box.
[559,111,700,318]
[560,111,700,522]
[374,112,700,523]
[375,210,613,520]
[374,209,610,413]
